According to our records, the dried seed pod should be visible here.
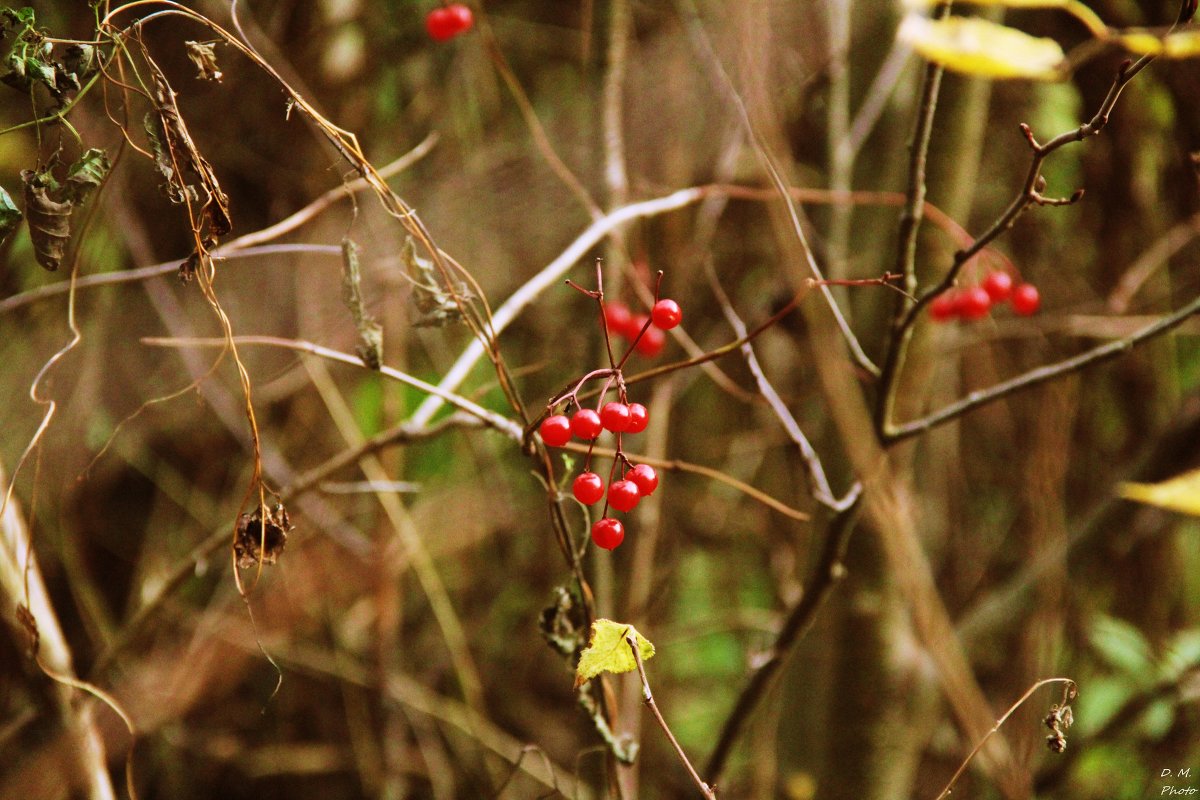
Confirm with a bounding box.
[234,503,292,569]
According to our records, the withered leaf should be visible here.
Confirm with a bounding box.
[147,68,232,238]
[341,238,383,369]
[401,237,470,327]
[21,170,71,271]
[185,40,222,82]
[19,149,110,271]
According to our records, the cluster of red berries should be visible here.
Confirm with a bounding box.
[426,3,474,41]
[536,283,682,552]
[929,271,1040,323]
[602,298,682,358]
[538,402,659,551]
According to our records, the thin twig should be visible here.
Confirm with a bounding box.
[625,633,717,800]
[407,187,709,427]
[876,54,1156,441]
[564,443,810,522]
[874,1,949,437]
[934,678,1077,800]
[706,262,842,509]
[139,335,523,439]
[674,0,879,377]
[883,292,1200,443]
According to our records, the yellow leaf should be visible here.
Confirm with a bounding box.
[899,15,1066,80]
[904,0,1069,8]
[1165,30,1200,57]
[574,619,655,689]
[1119,469,1200,516]
[1114,31,1166,55]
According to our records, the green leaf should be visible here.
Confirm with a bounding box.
[1120,468,1200,516]
[898,14,1066,80]
[1090,615,1153,677]
[574,619,655,689]
[0,185,22,246]
[1,7,36,29]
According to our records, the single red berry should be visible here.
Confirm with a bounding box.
[426,3,474,41]
[608,479,641,513]
[982,271,1014,302]
[591,517,624,550]
[929,292,959,322]
[651,299,682,330]
[600,402,631,433]
[957,286,992,321]
[539,414,571,447]
[604,302,632,338]
[635,326,666,357]
[628,464,659,496]
[573,472,605,505]
[570,409,603,440]
[625,403,649,434]
[1010,282,1041,316]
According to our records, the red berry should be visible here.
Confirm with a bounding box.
[591,518,624,550]
[600,402,631,433]
[570,409,603,440]
[629,313,650,337]
[1010,283,1040,316]
[539,415,571,447]
[982,271,1014,302]
[628,464,658,496]
[929,292,959,322]
[604,302,632,338]
[608,479,641,513]
[573,472,605,505]
[635,326,665,357]
[625,403,649,434]
[957,286,992,321]
[426,3,474,41]
[651,299,682,330]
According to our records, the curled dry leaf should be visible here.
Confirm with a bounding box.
[185,40,222,82]
[402,236,471,327]
[20,149,110,271]
[341,238,384,369]
[234,503,293,569]
[146,67,232,240]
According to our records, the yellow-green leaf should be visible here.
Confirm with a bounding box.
[574,619,655,689]
[1119,469,1200,516]
[899,15,1066,80]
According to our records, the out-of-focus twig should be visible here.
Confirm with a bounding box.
[0,463,119,800]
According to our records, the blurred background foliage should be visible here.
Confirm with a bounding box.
[1,1,1200,798]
